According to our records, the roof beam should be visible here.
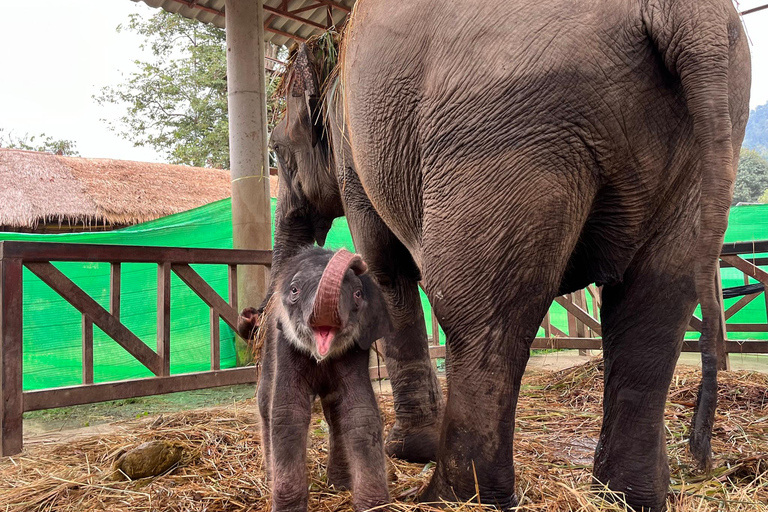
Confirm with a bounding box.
[741,4,768,15]
[163,0,308,42]
[266,26,307,43]
[312,0,351,13]
[263,4,328,31]
[166,0,224,17]
[290,3,326,15]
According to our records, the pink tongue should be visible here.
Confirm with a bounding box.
[313,327,337,356]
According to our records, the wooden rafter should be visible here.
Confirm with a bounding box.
[741,3,768,15]
[311,0,351,13]
[291,3,325,15]
[164,0,309,42]
[263,4,328,31]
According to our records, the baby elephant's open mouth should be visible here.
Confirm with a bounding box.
[313,326,338,356]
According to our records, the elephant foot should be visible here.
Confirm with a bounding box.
[592,467,668,512]
[592,462,669,512]
[385,421,439,463]
[418,468,518,511]
[325,462,352,490]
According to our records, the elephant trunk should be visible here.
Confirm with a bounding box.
[310,249,368,329]
[260,206,318,313]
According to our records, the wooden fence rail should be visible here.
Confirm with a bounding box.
[0,242,270,456]
[3,240,768,456]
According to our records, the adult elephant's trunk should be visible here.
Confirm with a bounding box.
[310,249,368,328]
[258,206,317,314]
[645,2,748,470]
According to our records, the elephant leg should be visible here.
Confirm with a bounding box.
[321,394,352,490]
[345,192,443,463]
[418,279,561,508]
[323,354,391,512]
[594,217,698,511]
[417,191,581,509]
[257,342,275,483]
[379,275,443,462]
[269,367,313,512]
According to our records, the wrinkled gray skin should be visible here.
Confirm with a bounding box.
[263,40,445,463]
[253,247,392,512]
[338,1,751,510]
[259,0,751,510]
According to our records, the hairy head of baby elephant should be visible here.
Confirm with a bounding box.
[276,246,391,361]
[253,247,393,512]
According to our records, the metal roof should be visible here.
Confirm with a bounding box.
[133,0,356,46]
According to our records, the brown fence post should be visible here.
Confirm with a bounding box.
[82,314,94,385]
[568,291,590,356]
[157,262,171,377]
[1,258,23,456]
[228,265,238,312]
[542,311,552,338]
[431,310,440,346]
[210,308,221,371]
[431,310,441,372]
[110,263,121,320]
[715,265,730,371]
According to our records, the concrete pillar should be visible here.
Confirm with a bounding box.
[225,0,271,365]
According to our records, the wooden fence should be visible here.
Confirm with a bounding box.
[2,240,768,456]
[371,240,768,378]
[0,242,270,456]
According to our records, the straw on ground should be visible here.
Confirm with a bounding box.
[1,359,766,511]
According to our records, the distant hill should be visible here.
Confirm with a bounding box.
[744,103,768,155]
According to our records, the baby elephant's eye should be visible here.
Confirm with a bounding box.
[290,286,300,303]
[353,289,362,307]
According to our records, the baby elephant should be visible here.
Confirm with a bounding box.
[241,247,392,512]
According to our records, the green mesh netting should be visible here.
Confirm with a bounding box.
[6,200,767,391]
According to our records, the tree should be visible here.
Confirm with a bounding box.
[733,148,768,205]
[95,11,285,170]
[0,128,80,156]
[744,103,768,155]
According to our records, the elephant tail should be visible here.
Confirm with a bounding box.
[643,0,747,471]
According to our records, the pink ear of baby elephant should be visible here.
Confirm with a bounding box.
[350,255,368,275]
[237,307,260,340]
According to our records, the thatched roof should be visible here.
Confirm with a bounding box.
[0,149,278,231]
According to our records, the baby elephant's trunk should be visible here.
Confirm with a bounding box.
[310,249,368,328]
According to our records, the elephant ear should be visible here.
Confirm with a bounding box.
[289,44,323,148]
[355,275,393,351]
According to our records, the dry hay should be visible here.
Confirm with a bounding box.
[1,360,766,511]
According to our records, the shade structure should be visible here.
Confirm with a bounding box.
[134,0,355,46]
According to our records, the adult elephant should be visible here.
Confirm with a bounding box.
[258,0,751,510]
[259,34,445,465]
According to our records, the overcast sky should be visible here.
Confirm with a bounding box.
[1,0,767,164]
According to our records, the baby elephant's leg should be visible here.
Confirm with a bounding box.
[321,394,352,490]
[257,339,276,483]
[327,357,391,511]
[270,371,313,512]
[257,368,273,483]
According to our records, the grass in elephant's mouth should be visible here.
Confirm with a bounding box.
[1,360,766,511]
